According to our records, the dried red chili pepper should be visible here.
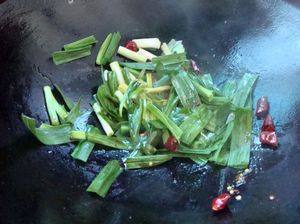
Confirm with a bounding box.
[125,41,138,52]
[261,114,275,132]
[190,59,201,73]
[211,193,231,212]
[256,96,269,119]
[260,131,278,148]
[164,136,178,152]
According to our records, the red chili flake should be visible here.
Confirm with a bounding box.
[211,193,231,212]
[261,114,275,132]
[190,59,201,73]
[125,41,138,52]
[164,136,178,152]
[260,131,278,148]
[256,96,269,119]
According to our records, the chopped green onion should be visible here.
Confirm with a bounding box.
[137,48,157,60]
[124,155,172,169]
[146,103,183,140]
[102,32,121,64]
[63,35,97,50]
[161,42,172,55]
[110,61,125,85]
[132,38,161,49]
[92,102,114,136]
[71,125,101,162]
[52,45,92,65]
[87,160,123,197]
[232,73,258,107]
[96,33,112,65]
[167,39,185,53]
[171,70,200,109]
[117,46,147,62]
[227,108,252,169]
[43,86,59,125]
[120,62,155,70]
[22,114,72,145]
[179,105,213,145]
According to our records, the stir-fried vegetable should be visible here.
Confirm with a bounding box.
[23,33,263,199]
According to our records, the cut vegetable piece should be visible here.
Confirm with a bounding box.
[71,130,128,149]
[107,71,119,95]
[22,114,72,145]
[167,39,185,53]
[137,48,157,60]
[102,32,121,64]
[193,81,214,102]
[222,80,237,99]
[232,73,258,107]
[146,73,153,87]
[129,100,143,140]
[206,102,232,132]
[71,125,101,162]
[120,62,155,70]
[96,33,112,65]
[54,84,75,110]
[144,85,171,94]
[65,99,81,124]
[171,70,200,109]
[132,38,161,49]
[190,155,208,165]
[87,160,123,197]
[152,53,186,66]
[64,35,98,50]
[161,43,172,55]
[146,103,183,140]
[153,76,171,87]
[117,46,147,62]
[119,81,140,117]
[227,108,252,169]
[96,83,119,120]
[92,102,114,136]
[179,105,213,145]
[71,140,94,162]
[52,45,92,65]
[43,86,59,125]
[163,88,179,116]
[110,61,125,85]
[124,155,172,169]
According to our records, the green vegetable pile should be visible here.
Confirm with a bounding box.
[22,33,257,198]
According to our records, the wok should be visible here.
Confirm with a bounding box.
[1,0,300,223]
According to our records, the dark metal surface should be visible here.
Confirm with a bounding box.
[1,0,300,223]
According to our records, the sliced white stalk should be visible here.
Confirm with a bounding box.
[117,46,147,62]
[145,85,171,93]
[92,102,114,136]
[118,83,128,93]
[132,38,161,49]
[161,42,172,55]
[137,48,157,60]
[110,61,125,85]
[103,70,109,81]
[146,73,153,87]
